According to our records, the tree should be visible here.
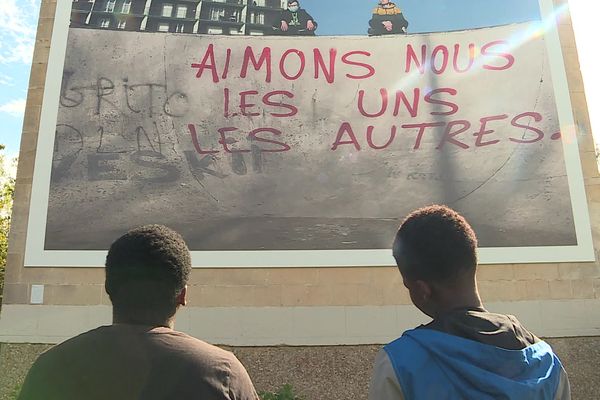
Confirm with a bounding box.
[0,144,16,309]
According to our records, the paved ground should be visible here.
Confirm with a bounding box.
[46,216,578,251]
[1,337,598,399]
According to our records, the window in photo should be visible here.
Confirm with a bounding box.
[207,26,223,34]
[176,5,188,18]
[251,12,265,25]
[105,0,116,12]
[210,7,225,21]
[121,0,131,14]
[162,3,173,17]
[228,12,239,22]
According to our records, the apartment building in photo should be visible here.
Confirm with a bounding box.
[70,0,287,35]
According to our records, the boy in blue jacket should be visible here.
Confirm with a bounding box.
[369,205,570,400]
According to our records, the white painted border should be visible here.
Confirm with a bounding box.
[1,300,599,345]
[24,0,595,268]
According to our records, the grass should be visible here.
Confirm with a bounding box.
[7,384,20,400]
[260,384,304,400]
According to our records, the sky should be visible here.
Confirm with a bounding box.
[0,0,40,162]
[0,0,597,164]
[302,0,541,35]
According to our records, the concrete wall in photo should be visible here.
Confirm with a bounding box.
[38,22,578,256]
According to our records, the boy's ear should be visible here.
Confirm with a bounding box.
[414,280,432,302]
[176,285,187,306]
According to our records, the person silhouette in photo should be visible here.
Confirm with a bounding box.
[274,0,317,36]
[369,0,408,36]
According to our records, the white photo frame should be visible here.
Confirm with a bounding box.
[24,0,595,267]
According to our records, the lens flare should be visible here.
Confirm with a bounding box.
[391,4,570,92]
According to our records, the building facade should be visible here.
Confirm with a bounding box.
[70,0,286,35]
[2,1,599,399]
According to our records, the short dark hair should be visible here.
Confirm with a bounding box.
[105,225,191,322]
[393,205,478,282]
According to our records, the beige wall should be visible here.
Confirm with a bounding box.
[1,0,600,344]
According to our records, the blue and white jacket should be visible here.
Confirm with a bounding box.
[369,328,570,400]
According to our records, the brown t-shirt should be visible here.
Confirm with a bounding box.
[18,325,259,400]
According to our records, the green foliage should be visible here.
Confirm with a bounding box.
[259,384,304,400]
[1,144,16,309]
[9,382,22,400]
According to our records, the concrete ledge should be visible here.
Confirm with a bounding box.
[1,299,599,345]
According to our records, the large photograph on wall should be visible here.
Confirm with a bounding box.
[26,0,594,266]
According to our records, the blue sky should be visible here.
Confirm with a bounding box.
[0,0,541,160]
[302,0,540,35]
[0,0,40,162]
